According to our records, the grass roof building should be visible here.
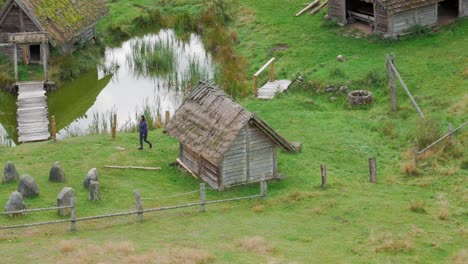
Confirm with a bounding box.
[329,0,467,37]
[0,0,107,63]
[166,82,298,190]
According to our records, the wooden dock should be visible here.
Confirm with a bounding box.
[257,80,292,99]
[16,81,50,143]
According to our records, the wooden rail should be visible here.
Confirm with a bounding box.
[253,58,275,97]
[418,121,467,155]
[0,205,72,215]
[1,180,267,232]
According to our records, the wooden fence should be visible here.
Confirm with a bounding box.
[413,121,467,167]
[0,180,266,232]
[385,54,425,120]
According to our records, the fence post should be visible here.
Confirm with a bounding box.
[70,197,76,232]
[165,111,170,126]
[386,54,397,112]
[260,176,267,198]
[320,164,327,190]
[269,59,275,82]
[200,183,206,212]
[51,115,56,141]
[413,139,419,168]
[254,75,258,97]
[112,113,117,139]
[13,44,18,81]
[369,158,377,183]
[448,123,453,144]
[134,190,143,222]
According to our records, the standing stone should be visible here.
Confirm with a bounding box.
[49,162,66,182]
[3,161,19,183]
[83,168,98,189]
[57,187,74,216]
[89,180,100,201]
[4,191,26,215]
[17,174,39,198]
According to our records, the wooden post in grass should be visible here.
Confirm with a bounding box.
[260,176,267,197]
[413,140,419,168]
[51,116,56,141]
[70,197,76,232]
[321,164,327,189]
[254,75,258,97]
[269,59,275,82]
[448,123,453,144]
[369,158,377,183]
[134,190,143,222]
[386,54,397,112]
[165,111,170,126]
[200,183,206,213]
[13,44,18,81]
[112,114,117,139]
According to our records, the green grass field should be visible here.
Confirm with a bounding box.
[0,0,467,263]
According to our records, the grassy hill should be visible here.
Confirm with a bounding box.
[0,0,466,263]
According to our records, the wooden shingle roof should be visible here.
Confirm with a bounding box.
[0,0,107,46]
[378,0,442,14]
[166,82,297,165]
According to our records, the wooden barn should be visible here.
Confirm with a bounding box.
[0,0,107,63]
[328,0,468,36]
[166,82,298,190]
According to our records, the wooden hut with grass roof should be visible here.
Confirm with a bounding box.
[329,0,468,37]
[166,82,298,190]
[0,0,107,63]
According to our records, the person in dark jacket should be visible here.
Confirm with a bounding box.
[138,115,152,150]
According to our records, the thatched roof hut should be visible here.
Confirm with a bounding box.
[329,0,467,36]
[0,0,107,62]
[166,82,297,189]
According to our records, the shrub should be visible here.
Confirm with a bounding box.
[409,199,426,213]
[416,118,442,148]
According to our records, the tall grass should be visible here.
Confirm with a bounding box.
[128,39,176,77]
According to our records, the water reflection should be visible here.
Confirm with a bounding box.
[53,29,214,139]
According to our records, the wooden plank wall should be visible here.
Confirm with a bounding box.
[390,4,438,35]
[328,0,347,23]
[248,124,275,181]
[0,5,39,33]
[200,157,220,188]
[374,1,389,33]
[461,0,468,17]
[221,124,276,187]
[180,144,200,175]
[222,127,247,186]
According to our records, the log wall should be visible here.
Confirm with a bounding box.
[328,0,347,23]
[389,4,438,35]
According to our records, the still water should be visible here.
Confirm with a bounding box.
[0,29,214,146]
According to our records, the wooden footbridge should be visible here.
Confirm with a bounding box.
[16,81,50,143]
[254,58,292,99]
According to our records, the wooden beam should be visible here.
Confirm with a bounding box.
[310,0,328,15]
[389,62,425,120]
[295,0,320,17]
[176,158,199,179]
[104,165,161,170]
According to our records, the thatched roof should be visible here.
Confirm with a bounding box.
[166,82,297,165]
[377,0,442,14]
[0,0,107,46]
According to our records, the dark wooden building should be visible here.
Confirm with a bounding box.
[166,82,298,190]
[0,0,107,63]
[328,0,468,36]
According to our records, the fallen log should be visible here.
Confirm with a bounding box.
[296,0,320,17]
[104,165,161,170]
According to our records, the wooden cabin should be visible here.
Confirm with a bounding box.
[0,0,107,63]
[328,0,468,36]
[166,82,298,190]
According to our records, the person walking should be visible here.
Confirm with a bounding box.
[138,115,152,150]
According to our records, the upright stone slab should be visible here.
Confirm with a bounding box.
[89,180,100,201]
[4,191,26,215]
[17,174,39,198]
[57,187,74,216]
[3,161,19,183]
[83,168,98,189]
[49,162,66,182]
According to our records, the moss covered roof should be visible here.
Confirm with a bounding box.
[1,0,107,46]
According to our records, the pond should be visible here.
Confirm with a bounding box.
[0,29,214,146]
